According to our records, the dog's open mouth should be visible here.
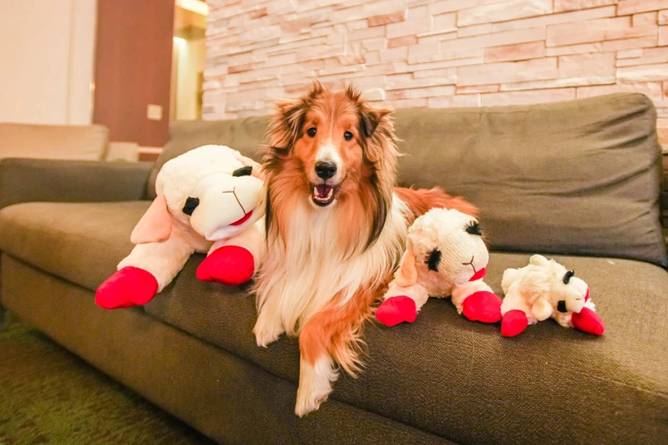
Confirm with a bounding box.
[312,183,337,207]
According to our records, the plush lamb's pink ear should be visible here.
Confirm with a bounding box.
[395,245,418,287]
[130,195,173,244]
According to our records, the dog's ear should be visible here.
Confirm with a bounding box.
[395,243,418,287]
[266,99,307,155]
[359,107,392,139]
[267,82,324,154]
[131,195,172,244]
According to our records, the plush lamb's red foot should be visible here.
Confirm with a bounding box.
[375,296,417,327]
[196,245,255,286]
[95,266,158,309]
[501,310,529,337]
[462,291,502,323]
[571,307,605,336]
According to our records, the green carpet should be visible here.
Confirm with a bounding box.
[0,314,214,444]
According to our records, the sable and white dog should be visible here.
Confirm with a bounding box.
[253,83,477,416]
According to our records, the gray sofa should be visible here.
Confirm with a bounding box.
[1,93,666,444]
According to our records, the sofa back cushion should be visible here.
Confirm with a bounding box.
[0,123,109,161]
[147,117,268,197]
[153,93,666,266]
[394,93,666,266]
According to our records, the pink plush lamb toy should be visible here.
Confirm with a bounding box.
[375,208,502,326]
[500,255,605,337]
[96,145,265,309]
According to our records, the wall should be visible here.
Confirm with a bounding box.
[93,0,174,147]
[204,0,668,149]
[0,0,96,125]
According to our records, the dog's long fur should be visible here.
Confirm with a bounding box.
[254,82,477,416]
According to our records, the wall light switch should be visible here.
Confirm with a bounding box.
[147,104,163,121]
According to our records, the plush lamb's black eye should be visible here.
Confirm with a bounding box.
[182,197,199,216]
[232,165,252,177]
[563,270,575,284]
[306,127,317,137]
[557,300,568,313]
[343,131,353,141]
[426,249,442,272]
[465,221,482,236]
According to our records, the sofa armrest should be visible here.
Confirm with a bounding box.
[0,158,152,210]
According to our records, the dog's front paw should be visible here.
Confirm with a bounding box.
[253,315,284,348]
[295,358,337,417]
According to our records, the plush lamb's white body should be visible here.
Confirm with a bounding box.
[500,254,605,337]
[375,208,502,326]
[96,145,265,309]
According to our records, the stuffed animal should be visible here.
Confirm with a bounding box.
[95,145,266,309]
[500,255,605,337]
[375,208,502,327]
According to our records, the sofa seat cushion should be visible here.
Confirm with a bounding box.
[145,252,668,444]
[0,201,148,291]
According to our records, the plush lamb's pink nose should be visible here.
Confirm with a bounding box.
[469,267,487,281]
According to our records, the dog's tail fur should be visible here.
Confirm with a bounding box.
[395,186,478,222]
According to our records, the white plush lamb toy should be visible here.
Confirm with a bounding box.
[375,208,502,327]
[500,254,605,337]
[96,145,266,309]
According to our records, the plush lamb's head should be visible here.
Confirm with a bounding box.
[395,208,489,291]
[131,145,265,244]
[526,255,589,314]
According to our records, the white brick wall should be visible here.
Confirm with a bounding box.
[204,0,668,148]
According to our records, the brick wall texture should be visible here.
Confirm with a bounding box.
[204,0,668,149]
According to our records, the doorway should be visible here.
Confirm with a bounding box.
[171,0,207,121]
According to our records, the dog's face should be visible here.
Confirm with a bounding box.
[295,95,361,207]
[266,82,394,209]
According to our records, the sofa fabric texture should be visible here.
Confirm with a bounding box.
[0,123,109,161]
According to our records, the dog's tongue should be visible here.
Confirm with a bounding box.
[316,184,331,198]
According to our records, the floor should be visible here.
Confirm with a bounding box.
[0,313,214,444]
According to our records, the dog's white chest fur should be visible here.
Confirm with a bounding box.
[256,195,409,336]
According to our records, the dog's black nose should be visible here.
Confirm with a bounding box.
[315,161,337,180]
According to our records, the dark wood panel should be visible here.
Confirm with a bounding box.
[93,0,174,146]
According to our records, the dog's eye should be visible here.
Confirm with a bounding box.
[343,131,353,141]
[465,221,482,236]
[306,127,317,137]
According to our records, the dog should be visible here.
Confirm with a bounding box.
[253,82,477,416]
